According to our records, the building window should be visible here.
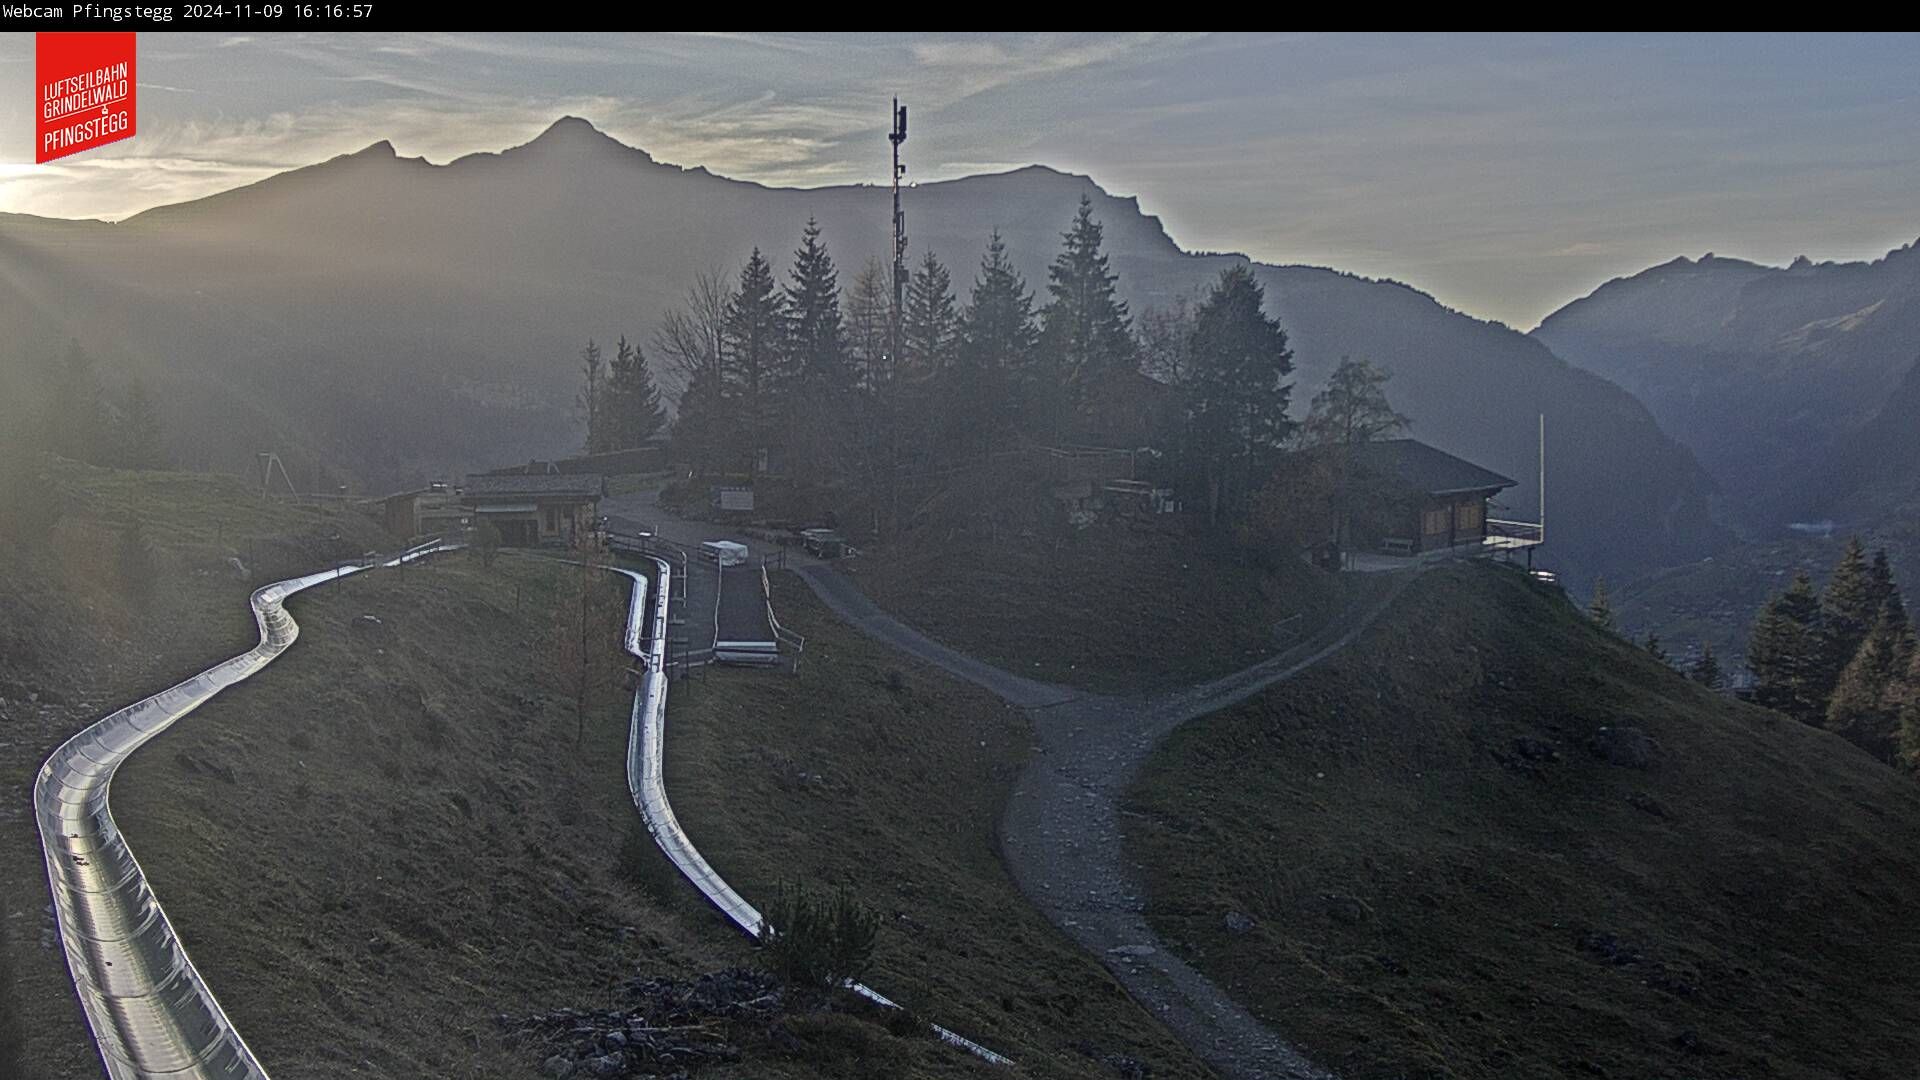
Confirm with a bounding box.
[1457,500,1483,531]
[1423,507,1450,535]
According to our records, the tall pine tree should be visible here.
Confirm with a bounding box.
[1897,645,1920,773]
[952,231,1037,455]
[1588,578,1617,632]
[903,250,960,374]
[961,229,1039,373]
[1039,195,1135,430]
[604,336,667,451]
[1749,571,1827,725]
[784,217,848,392]
[723,248,788,475]
[1827,605,1918,761]
[782,220,851,480]
[1186,264,1295,527]
[1819,538,1879,700]
[1690,641,1724,689]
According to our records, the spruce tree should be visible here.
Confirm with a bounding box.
[1039,195,1136,392]
[1643,632,1669,665]
[903,250,959,374]
[1897,647,1920,773]
[784,217,848,392]
[1827,606,1918,761]
[605,336,667,450]
[1187,264,1295,526]
[1749,572,1826,725]
[1689,641,1724,689]
[723,249,788,474]
[1588,577,1617,632]
[1869,548,1906,629]
[1819,538,1878,700]
[961,229,1039,373]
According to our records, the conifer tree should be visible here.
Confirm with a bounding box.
[1827,605,1918,761]
[1897,648,1920,773]
[604,336,667,450]
[781,219,851,483]
[1749,572,1827,725]
[723,249,788,474]
[1187,264,1295,526]
[1689,641,1724,689]
[1819,538,1879,699]
[1588,577,1617,632]
[903,250,960,374]
[1869,548,1906,629]
[942,233,1034,457]
[1643,632,1669,665]
[784,217,848,392]
[1039,195,1136,397]
[960,229,1039,373]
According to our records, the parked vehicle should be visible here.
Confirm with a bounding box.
[801,528,847,559]
[699,540,750,567]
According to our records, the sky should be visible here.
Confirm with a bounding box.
[2,31,1916,328]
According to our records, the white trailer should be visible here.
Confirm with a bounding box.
[699,540,750,567]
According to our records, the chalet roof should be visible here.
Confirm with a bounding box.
[1350,439,1516,496]
[462,473,604,499]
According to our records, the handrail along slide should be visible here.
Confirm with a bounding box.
[35,540,453,1080]
[610,556,1010,1066]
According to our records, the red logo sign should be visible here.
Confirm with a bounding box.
[37,33,137,164]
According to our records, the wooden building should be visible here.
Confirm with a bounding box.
[382,482,465,540]
[461,473,605,547]
[1348,438,1516,554]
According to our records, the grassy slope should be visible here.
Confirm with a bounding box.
[663,572,1212,1079]
[107,555,717,1076]
[0,463,393,1080]
[849,522,1339,694]
[1126,562,1920,1080]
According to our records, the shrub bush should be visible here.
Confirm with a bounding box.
[759,881,879,990]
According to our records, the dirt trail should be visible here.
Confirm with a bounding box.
[790,560,1414,1080]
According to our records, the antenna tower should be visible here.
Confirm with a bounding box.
[889,97,908,364]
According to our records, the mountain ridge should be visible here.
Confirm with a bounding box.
[0,116,1726,585]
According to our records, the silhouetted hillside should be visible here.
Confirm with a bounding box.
[0,117,1725,582]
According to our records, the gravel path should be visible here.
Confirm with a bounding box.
[790,560,1417,1080]
[606,487,1411,1078]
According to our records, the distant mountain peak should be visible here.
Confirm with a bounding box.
[518,115,647,159]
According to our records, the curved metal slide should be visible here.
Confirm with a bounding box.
[610,559,1012,1067]
[35,542,451,1080]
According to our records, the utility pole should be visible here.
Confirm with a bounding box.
[889,97,908,366]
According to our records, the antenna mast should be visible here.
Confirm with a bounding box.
[889,97,908,365]
[1538,412,1546,543]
